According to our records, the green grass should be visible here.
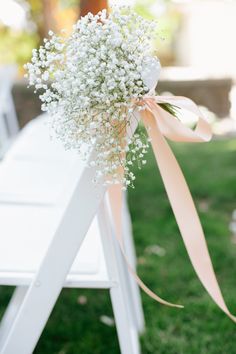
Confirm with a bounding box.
[1,138,236,354]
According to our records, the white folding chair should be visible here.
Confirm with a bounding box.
[0,65,19,157]
[0,146,142,353]
[2,113,145,333]
[0,65,144,346]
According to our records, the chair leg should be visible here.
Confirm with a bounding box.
[122,195,145,333]
[98,201,141,354]
[110,285,140,354]
[120,252,145,335]
[0,286,27,347]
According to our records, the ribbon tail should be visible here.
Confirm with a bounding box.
[142,109,236,322]
[108,184,183,308]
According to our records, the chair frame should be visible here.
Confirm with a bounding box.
[0,152,143,353]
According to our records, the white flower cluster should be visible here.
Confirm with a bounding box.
[25,7,158,187]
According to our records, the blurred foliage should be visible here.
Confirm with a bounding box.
[0,0,80,70]
[135,0,181,65]
[26,0,79,40]
[59,0,79,8]
[0,0,181,70]
[0,0,40,69]
[0,26,38,68]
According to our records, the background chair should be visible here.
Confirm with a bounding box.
[0,65,19,157]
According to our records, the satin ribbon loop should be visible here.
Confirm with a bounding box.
[144,96,212,143]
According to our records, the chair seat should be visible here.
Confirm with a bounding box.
[0,114,87,205]
[0,158,83,205]
[5,114,78,162]
[0,203,109,288]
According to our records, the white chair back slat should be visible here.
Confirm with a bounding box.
[0,113,9,154]
[4,90,19,136]
[0,65,19,155]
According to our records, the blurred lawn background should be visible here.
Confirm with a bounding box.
[0,0,236,353]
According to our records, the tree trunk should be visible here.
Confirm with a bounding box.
[80,0,108,17]
[37,0,58,40]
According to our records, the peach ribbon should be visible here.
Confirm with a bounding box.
[108,95,236,321]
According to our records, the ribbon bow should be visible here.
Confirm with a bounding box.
[109,94,236,322]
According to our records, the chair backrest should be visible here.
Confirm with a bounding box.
[0,65,19,156]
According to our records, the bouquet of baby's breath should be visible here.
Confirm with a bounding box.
[25,7,161,187]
